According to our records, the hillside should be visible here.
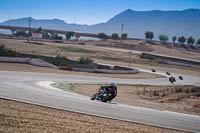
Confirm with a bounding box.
[105,9,200,39]
[0,9,200,40]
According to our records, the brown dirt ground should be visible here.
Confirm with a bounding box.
[72,84,200,116]
[1,38,200,74]
[150,44,200,61]
[88,39,200,61]
[95,59,200,77]
[0,63,162,79]
[1,62,199,116]
[0,38,199,132]
[0,99,186,133]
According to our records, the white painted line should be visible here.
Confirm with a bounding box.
[36,81,87,98]
[36,81,64,92]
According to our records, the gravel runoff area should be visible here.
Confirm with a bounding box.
[0,99,186,133]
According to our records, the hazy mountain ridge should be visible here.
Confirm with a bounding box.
[1,9,200,40]
[104,9,200,39]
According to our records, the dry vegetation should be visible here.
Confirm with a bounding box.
[0,99,186,133]
[1,38,200,77]
[72,84,200,116]
[0,38,199,132]
[94,59,200,77]
[0,63,162,79]
[93,40,153,52]
[1,38,200,71]
[90,39,200,61]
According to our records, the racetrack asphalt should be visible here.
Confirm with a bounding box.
[0,70,200,132]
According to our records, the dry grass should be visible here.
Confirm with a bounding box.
[150,44,200,61]
[89,39,200,61]
[0,38,198,132]
[1,38,200,73]
[72,84,200,116]
[0,99,185,133]
[1,38,200,77]
[94,59,200,77]
[0,63,163,79]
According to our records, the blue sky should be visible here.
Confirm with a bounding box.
[0,0,200,25]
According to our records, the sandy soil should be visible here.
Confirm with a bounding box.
[95,59,200,77]
[1,62,199,115]
[150,44,200,61]
[72,84,200,116]
[0,63,162,79]
[1,38,200,72]
[87,39,200,61]
[0,99,185,133]
[1,38,200,81]
[0,38,198,132]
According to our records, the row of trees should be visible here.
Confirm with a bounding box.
[13,27,130,41]
[159,35,200,45]
[145,31,200,45]
[14,30,30,37]
[14,27,66,40]
[35,27,64,40]
[14,27,50,39]
[35,27,50,39]
[97,33,128,40]
[36,27,75,40]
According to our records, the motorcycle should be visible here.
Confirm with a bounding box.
[90,86,112,102]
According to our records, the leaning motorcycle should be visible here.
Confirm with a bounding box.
[90,86,112,102]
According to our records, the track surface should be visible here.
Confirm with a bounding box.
[0,70,200,132]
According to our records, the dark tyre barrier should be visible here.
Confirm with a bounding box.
[72,68,139,74]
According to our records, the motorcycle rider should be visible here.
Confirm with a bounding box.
[106,83,117,102]
[91,83,117,102]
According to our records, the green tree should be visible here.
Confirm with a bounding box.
[149,31,154,40]
[65,32,74,40]
[97,33,108,40]
[14,30,27,37]
[0,44,21,57]
[159,34,169,43]
[35,27,42,33]
[178,36,186,44]
[51,33,63,40]
[145,31,150,39]
[187,36,195,45]
[145,31,154,40]
[42,31,50,39]
[196,39,200,46]
[58,36,63,40]
[78,56,93,64]
[111,33,119,40]
[121,33,128,40]
[172,36,177,43]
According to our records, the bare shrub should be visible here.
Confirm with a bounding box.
[153,90,159,96]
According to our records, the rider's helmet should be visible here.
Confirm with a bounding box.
[110,83,115,87]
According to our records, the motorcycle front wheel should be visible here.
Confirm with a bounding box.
[90,93,96,100]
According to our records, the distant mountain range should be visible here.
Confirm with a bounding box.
[0,9,200,40]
